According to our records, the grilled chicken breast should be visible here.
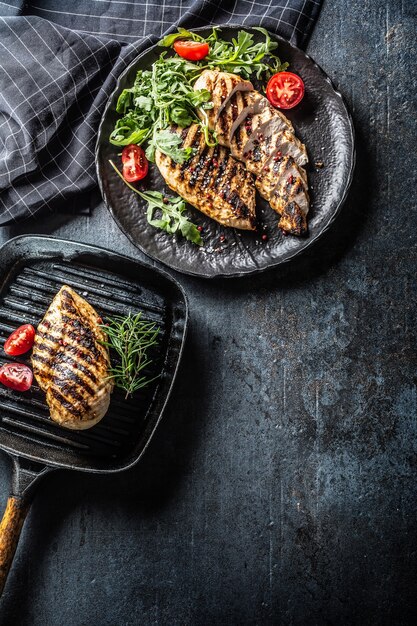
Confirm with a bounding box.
[32,286,113,430]
[194,70,309,235]
[155,124,256,230]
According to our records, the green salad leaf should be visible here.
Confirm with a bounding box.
[146,129,194,164]
[109,160,202,246]
[158,27,198,48]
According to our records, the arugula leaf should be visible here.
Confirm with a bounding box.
[134,95,154,111]
[109,161,203,246]
[147,129,193,164]
[202,28,288,79]
[188,88,212,107]
[109,116,151,146]
[144,190,202,245]
[158,27,204,47]
[116,88,136,114]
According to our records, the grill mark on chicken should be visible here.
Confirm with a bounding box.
[219,77,228,107]
[35,320,104,363]
[188,147,211,187]
[53,376,95,408]
[44,363,97,397]
[36,352,101,390]
[32,344,99,384]
[232,115,251,155]
[49,387,84,419]
[226,190,251,219]
[278,201,306,235]
[195,71,253,146]
[213,150,229,189]
[155,124,256,230]
[201,144,220,189]
[31,352,51,366]
[32,342,100,385]
[191,154,215,192]
[34,329,59,345]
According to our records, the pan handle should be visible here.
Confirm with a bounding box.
[0,457,51,596]
[0,495,29,595]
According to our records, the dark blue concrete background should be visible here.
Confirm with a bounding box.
[0,1,416,624]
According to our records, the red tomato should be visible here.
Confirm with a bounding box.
[173,40,209,61]
[121,144,148,182]
[266,72,305,110]
[0,363,33,391]
[4,324,35,356]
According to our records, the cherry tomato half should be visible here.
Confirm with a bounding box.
[0,363,33,392]
[173,40,209,61]
[4,324,35,356]
[121,144,149,182]
[266,72,305,110]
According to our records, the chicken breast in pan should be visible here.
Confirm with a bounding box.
[194,70,309,235]
[32,286,113,430]
[155,124,257,230]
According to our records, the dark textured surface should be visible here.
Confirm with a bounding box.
[97,26,355,277]
[0,0,416,624]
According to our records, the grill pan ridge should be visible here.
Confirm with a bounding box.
[0,236,188,595]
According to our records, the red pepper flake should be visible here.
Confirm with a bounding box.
[220,235,226,243]
[197,226,203,232]
[273,152,282,162]
[97,317,103,324]
[212,159,218,168]
[261,234,268,241]
[287,174,294,184]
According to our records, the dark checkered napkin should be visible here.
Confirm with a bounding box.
[0,0,322,224]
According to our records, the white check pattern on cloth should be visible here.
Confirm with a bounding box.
[0,0,322,224]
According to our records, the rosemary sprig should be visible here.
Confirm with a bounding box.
[100,313,160,399]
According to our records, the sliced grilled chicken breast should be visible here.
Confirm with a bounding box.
[256,156,309,235]
[32,286,113,430]
[194,70,253,134]
[155,124,256,230]
[195,70,309,235]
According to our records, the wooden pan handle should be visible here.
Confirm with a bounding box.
[0,496,29,595]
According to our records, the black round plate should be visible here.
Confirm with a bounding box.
[96,26,355,279]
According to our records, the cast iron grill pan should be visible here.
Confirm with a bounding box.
[0,236,187,595]
[0,261,166,467]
